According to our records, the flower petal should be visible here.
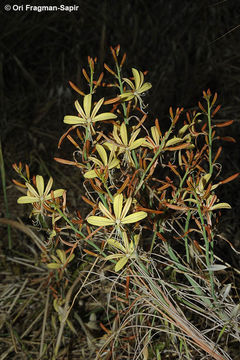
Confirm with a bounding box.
[47,263,62,269]
[121,211,147,224]
[84,169,98,179]
[114,193,123,219]
[134,234,140,247]
[132,68,141,89]
[44,177,53,197]
[64,116,86,125]
[115,257,128,272]
[138,82,152,94]
[17,196,40,204]
[99,202,115,220]
[151,126,160,145]
[139,71,144,87]
[165,137,184,147]
[91,97,104,119]
[87,216,115,226]
[96,144,107,166]
[25,182,39,198]
[122,231,129,252]
[123,78,135,90]
[45,189,65,200]
[36,175,44,196]
[67,253,75,263]
[83,94,92,118]
[129,128,141,144]
[105,254,124,260]
[129,138,145,150]
[56,249,66,264]
[129,240,134,253]
[120,123,128,146]
[109,157,120,170]
[121,197,132,219]
[107,238,125,252]
[89,157,103,167]
[120,92,134,101]
[75,100,86,119]
[104,142,115,152]
[93,112,117,122]
[113,125,123,145]
[142,138,154,149]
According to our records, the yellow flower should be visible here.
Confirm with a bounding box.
[104,122,145,166]
[87,193,147,229]
[143,125,161,151]
[105,231,140,271]
[47,249,75,270]
[17,175,65,205]
[84,144,120,179]
[64,94,117,135]
[120,68,152,110]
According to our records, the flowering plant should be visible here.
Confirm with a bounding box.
[13,46,239,359]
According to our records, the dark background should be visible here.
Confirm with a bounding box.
[0,0,240,230]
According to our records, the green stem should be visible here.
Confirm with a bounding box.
[193,193,216,299]
[172,169,189,203]
[131,149,139,169]
[134,123,174,196]
[206,95,215,289]
[115,62,128,123]
[83,128,90,162]
[98,192,108,208]
[206,98,213,175]
[89,63,94,95]
[150,220,161,253]
[104,184,114,202]
[184,208,191,263]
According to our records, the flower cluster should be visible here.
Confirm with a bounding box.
[14,47,238,278]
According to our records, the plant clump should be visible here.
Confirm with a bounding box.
[12,45,240,360]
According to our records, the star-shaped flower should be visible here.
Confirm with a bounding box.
[64,94,117,135]
[120,68,152,110]
[84,144,120,179]
[17,175,65,217]
[47,249,75,270]
[87,193,147,229]
[17,175,65,205]
[104,122,145,166]
[105,231,140,271]
[143,125,161,151]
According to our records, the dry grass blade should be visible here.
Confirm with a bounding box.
[132,263,229,360]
